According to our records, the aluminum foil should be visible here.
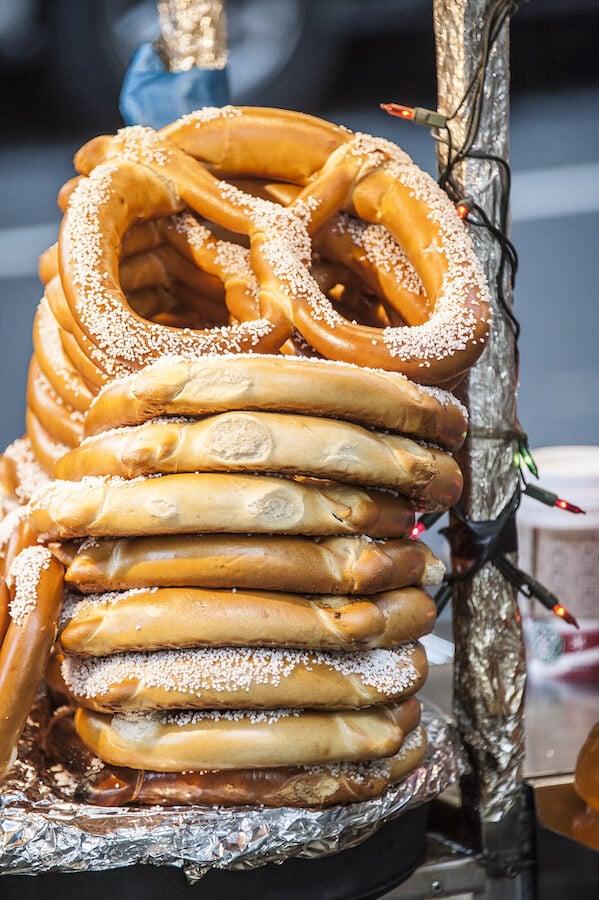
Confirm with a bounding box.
[0,699,465,883]
[157,0,228,71]
[433,0,529,857]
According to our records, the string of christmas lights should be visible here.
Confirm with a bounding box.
[383,0,583,629]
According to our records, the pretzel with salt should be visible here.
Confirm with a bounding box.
[161,107,490,380]
[26,356,83,450]
[32,299,93,413]
[58,157,293,382]
[44,701,426,807]
[82,355,468,452]
[71,107,490,386]
[71,699,420,775]
[29,472,417,541]
[62,642,427,714]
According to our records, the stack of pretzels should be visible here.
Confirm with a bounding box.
[0,107,489,808]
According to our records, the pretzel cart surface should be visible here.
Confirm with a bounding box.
[1,1,596,898]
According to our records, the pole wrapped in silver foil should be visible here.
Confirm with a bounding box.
[157,0,228,71]
[433,0,531,877]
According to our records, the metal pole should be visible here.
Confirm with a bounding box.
[432,0,533,888]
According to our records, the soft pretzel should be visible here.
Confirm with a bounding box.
[163,208,411,333]
[62,642,427,713]
[44,702,426,807]
[58,160,292,381]
[0,546,64,780]
[159,109,490,377]
[0,507,25,577]
[159,106,350,182]
[158,212,260,322]
[71,110,490,385]
[72,699,420,774]
[83,725,428,808]
[0,508,29,579]
[59,585,436,656]
[29,472,417,541]
[273,139,491,382]
[43,278,110,390]
[54,411,462,509]
[82,354,468,451]
[65,533,444,596]
[122,243,228,314]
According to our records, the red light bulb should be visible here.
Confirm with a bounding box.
[552,603,579,629]
[410,521,427,540]
[380,102,414,120]
[556,497,585,514]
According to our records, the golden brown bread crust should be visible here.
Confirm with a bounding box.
[0,547,64,780]
[158,106,350,183]
[0,454,19,525]
[1,513,38,582]
[32,300,94,414]
[29,472,418,541]
[42,278,109,391]
[59,585,436,655]
[1,437,50,506]
[44,698,426,807]
[82,354,468,452]
[0,455,19,501]
[62,641,428,713]
[79,725,428,807]
[312,214,430,327]
[72,697,420,771]
[71,111,489,385]
[59,154,293,380]
[25,408,68,475]
[27,356,83,449]
[54,411,463,510]
[65,533,445,595]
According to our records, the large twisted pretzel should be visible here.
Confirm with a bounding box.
[60,106,489,387]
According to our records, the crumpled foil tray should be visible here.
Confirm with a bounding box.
[0,700,466,883]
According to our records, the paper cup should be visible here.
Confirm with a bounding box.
[518,446,599,682]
